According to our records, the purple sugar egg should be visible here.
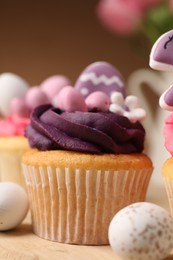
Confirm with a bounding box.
[74,61,126,99]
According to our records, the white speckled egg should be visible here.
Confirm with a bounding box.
[108,202,173,260]
[0,73,29,117]
[0,182,29,231]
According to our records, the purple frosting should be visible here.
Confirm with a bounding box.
[25,104,145,154]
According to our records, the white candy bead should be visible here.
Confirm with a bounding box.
[0,73,29,117]
[0,182,29,230]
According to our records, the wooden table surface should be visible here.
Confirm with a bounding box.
[1,187,173,260]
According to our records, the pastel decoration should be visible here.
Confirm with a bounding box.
[159,84,173,111]
[0,182,29,231]
[110,92,146,123]
[25,87,49,110]
[109,202,173,260]
[85,91,110,111]
[150,29,173,71]
[52,86,88,112]
[11,97,30,117]
[74,61,126,98]
[0,115,30,136]
[40,75,71,101]
[0,73,29,117]
[0,118,17,136]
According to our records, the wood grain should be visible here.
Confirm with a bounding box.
[0,213,120,260]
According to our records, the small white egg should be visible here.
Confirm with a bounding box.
[0,182,29,231]
[0,73,29,117]
[108,202,173,260]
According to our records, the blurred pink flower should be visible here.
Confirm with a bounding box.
[169,0,173,11]
[128,0,162,10]
[96,0,173,48]
[96,0,144,35]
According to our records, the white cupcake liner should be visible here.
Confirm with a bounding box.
[163,177,173,216]
[0,151,26,187]
[22,165,152,245]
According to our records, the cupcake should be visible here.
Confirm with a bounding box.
[0,73,30,186]
[0,73,70,187]
[22,61,153,245]
[149,29,173,215]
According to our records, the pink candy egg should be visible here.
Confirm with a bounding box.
[25,87,49,109]
[11,98,30,117]
[53,86,88,112]
[40,75,71,101]
[85,91,110,111]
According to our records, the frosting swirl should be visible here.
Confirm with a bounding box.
[25,104,145,154]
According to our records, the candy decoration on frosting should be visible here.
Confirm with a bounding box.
[0,73,71,136]
[9,75,71,118]
[74,61,126,98]
[150,30,173,71]
[2,63,145,125]
[85,91,110,112]
[25,87,49,110]
[149,30,173,112]
[40,75,71,100]
[52,86,87,112]
[11,98,30,117]
[48,62,146,123]
[109,92,146,123]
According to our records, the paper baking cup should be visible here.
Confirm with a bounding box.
[22,165,152,245]
[163,178,173,216]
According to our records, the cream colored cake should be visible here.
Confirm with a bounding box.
[0,136,29,187]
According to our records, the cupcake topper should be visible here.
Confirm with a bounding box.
[74,61,126,98]
[52,61,146,123]
[150,29,173,111]
[10,75,71,117]
[109,92,146,123]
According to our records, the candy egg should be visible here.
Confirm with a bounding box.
[0,73,29,117]
[25,87,49,110]
[108,202,173,260]
[11,97,30,117]
[40,75,71,101]
[74,61,126,98]
[52,86,88,112]
[85,91,110,111]
[0,182,29,230]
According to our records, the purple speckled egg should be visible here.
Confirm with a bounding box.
[74,61,126,99]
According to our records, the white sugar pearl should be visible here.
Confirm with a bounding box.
[125,95,140,109]
[0,182,29,230]
[110,92,124,106]
[109,103,124,115]
[108,202,173,260]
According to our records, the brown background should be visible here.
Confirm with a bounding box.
[0,0,149,85]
